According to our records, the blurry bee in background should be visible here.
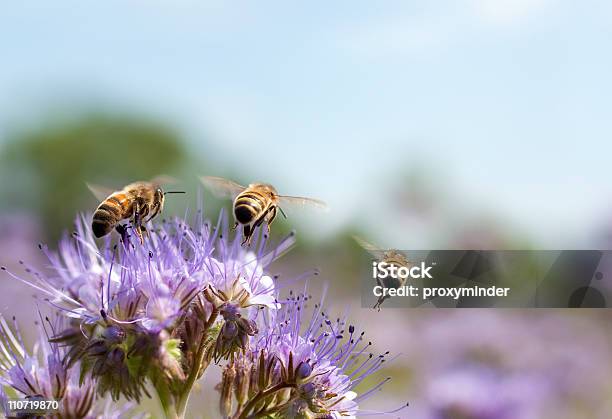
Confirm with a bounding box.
[88,177,184,244]
[354,236,411,311]
[200,176,327,246]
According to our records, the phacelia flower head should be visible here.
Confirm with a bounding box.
[0,314,137,419]
[218,289,408,418]
[1,210,295,403]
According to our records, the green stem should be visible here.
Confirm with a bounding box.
[153,374,179,419]
[175,307,219,418]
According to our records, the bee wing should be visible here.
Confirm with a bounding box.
[352,235,385,258]
[150,174,179,186]
[200,176,246,199]
[277,195,328,211]
[86,183,116,201]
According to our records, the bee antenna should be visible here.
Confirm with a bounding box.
[279,207,287,219]
[164,191,186,195]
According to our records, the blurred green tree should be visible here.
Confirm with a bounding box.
[0,114,188,241]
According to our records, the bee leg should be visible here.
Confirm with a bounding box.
[132,202,145,245]
[253,211,266,229]
[232,222,238,231]
[146,203,160,222]
[133,225,144,245]
[241,225,253,246]
[265,207,277,233]
[140,224,149,238]
[373,277,389,311]
[278,206,287,219]
[373,296,387,311]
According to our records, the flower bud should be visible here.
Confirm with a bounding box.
[301,382,317,399]
[220,365,236,418]
[238,329,248,350]
[238,317,258,336]
[234,359,251,407]
[296,362,312,380]
[214,317,258,361]
[222,321,238,339]
[87,340,107,356]
[108,347,125,366]
[103,326,126,344]
[220,303,240,321]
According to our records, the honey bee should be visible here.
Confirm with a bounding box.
[200,176,327,246]
[88,178,184,243]
[354,236,411,310]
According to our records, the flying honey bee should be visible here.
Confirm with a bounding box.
[200,176,327,246]
[88,177,184,243]
[354,236,411,310]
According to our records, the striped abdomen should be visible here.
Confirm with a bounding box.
[233,189,270,225]
[92,192,132,238]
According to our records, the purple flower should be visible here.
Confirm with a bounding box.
[218,290,408,418]
[0,207,402,418]
[425,365,549,419]
[1,210,295,407]
[0,314,137,418]
[0,315,68,400]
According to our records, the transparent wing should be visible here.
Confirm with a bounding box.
[200,176,246,199]
[353,235,384,258]
[86,183,116,201]
[150,174,179,186]
[277,195,328,211]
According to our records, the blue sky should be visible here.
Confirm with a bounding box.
[1,1,612,247]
